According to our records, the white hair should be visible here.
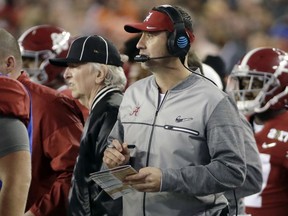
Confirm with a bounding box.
[91,63,127,91]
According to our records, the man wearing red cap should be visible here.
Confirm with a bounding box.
[103,5,247,216]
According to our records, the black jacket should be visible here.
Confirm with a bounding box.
[68,87,123,216]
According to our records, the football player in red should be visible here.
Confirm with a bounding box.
[18,24,89,120]
[0,28,84,216]
[0,76,31,215]
[226,47,288,216]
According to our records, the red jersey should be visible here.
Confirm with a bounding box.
[60,87,89,121]
[245,111,288,216]
[17,72,83,216]
[0,76,29,125]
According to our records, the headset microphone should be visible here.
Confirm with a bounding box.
[134,54,172,62]
[134,55,150,62]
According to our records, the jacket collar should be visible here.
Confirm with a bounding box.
[90,86,120,111]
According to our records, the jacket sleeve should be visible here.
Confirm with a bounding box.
[224,113,263,209]
[29,98,83,216]
[161,96,247,196]
[107,116,125,146]
[68,107,120,216]
[94,110,120,162]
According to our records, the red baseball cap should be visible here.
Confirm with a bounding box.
[124,8,195,43]
[124,10,174,33]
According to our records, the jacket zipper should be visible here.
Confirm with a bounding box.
[142,91,168,216]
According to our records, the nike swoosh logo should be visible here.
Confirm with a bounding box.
[175,116,193,123]
[262,142,277,149]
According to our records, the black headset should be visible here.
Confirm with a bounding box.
[153,5,191,58]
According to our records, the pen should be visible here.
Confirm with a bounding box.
[107,144,136,149]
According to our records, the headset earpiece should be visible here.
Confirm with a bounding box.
[155,6,191,58]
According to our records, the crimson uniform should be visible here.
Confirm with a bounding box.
[0,76,30,126]
[60,88,89,121]
[244,111,288,216]
[226,47,288,216]
[17,72,83,216]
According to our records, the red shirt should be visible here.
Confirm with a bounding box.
[18,72,83,216]
[60,88,89,122]
[0,76,29,125]
[245,111,288,216]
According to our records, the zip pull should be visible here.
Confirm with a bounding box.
[164,125,200,136]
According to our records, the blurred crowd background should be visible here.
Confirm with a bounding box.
[2,0,288,76]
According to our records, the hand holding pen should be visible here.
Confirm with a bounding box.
[103,139,133,169]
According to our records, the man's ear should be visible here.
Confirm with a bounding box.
[5,56,16,72]
[95,65,108,84]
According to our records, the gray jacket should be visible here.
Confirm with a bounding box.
[109,74,247,216]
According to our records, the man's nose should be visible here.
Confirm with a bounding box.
[63,68,71,79]
[136,34,146,50]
